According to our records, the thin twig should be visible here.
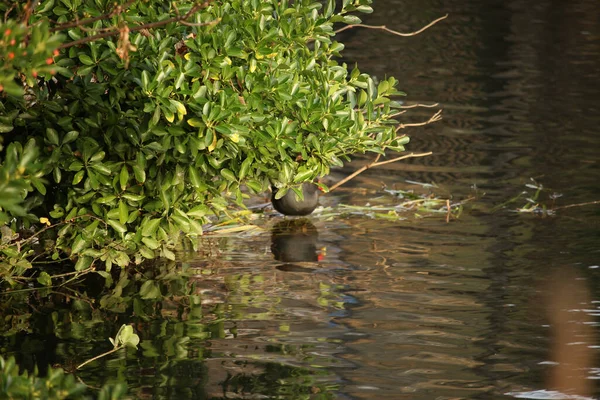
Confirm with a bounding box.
[395,109,442,132]
[553,200,600,211]
[389,110,408,118]
[370,151,433,168]
[4,3,16,23]
[335,14,448,36]
[328,152,432,192]
[52,266,94,279]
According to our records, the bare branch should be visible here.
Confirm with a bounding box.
[335,14,448,37]
[399,102,439,109]
[395,109,442,132]
[328,152,432,192]
[370,151,433,168]
[389,110,408,118]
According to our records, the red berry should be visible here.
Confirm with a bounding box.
[4,29,11,36]
[32,71,38,78]
[53,49,59,56]
[10,39,15,45]
[46,57,53,65]
[8,52,14,59]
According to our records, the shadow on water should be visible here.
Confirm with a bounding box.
[1,0,600,398]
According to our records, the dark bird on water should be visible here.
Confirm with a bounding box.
[271,182,319,216]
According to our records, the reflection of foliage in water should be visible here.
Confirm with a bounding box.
[0,258,341,399]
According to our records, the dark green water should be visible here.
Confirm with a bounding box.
[3,0,600,398]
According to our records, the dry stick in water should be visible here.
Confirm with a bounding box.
[335,14,449,36]
[552,200,600,210]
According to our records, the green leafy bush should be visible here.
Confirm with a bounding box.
[0,0,412,277]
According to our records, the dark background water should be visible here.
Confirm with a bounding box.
[3,0,600,399]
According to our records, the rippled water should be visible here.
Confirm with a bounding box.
[182,0,600,398]
[4,0,600,399]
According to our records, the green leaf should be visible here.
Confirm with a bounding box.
[46,128,59,146]
[118,200,128,225]
[342,15,362,24]
[119,165,129,191]
[63,130,79,144]
[0,123,14,133]
[141,70,150,91]
[140,280,161,300]
[187,205,210,218]
[274,187,288,200]
[246,180,263,193]
[187,117,204,127]
[74,256,93,271]
[71,234,88,254]
[141,218,161,237]
[293,166,315,183]
[220,168,236,182]
[239,156,253,180]
[107,219,127,234]
[132,164,146,183]
[37,272,52,287]
[72,170,85,185]
[141,237,160,249]
[188,166,203,189]
[115,324,140,348]
[90,151,105,163]
[169,99,187,117]
[78,54,94,65]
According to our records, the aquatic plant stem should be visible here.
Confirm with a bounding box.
[328,152,433,193]
[335,14,448,37]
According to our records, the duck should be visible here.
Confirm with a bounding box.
[271,182,319,216]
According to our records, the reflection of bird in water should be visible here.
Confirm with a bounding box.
[271,219,323,272]
[271,182,319,216]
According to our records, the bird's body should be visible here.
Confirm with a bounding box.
[271,183,319,216]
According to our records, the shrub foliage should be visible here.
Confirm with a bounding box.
[0,0,411,280]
